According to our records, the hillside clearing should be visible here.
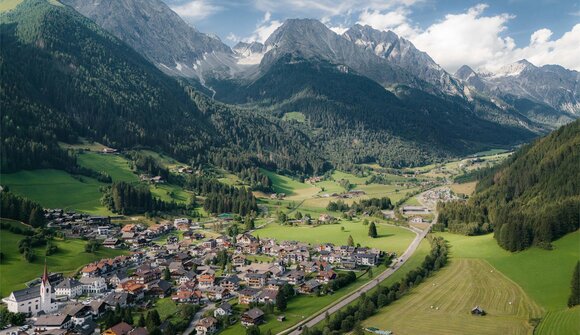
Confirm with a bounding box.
[0,169,111,215]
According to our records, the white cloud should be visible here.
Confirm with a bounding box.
[356,3,580,72]
[358,7,420,37]
[244,11,283,43]
[226,32,241,43]
[253,0,422,17]
[171,0,222,21]
[530,28,552,45]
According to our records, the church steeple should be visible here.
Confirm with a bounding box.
[42,258,49,285]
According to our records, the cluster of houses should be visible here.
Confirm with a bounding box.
[44,210,113,239]
[318,190,366,199]
[2,217,386,335]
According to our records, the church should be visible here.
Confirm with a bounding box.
[2,262,58,315]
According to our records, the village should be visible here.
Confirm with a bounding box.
[2,213,389,335]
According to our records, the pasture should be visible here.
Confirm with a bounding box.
[77,152,138,182]
[0,229,124,297]
[253,220,415,255]
[363,259,543,335]
[0,169,111,215]
[260,169,319,200]
[0,0,22,12]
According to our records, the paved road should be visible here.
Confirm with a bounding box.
[283,222,433,335]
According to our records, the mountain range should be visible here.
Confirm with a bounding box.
[1,0,578,176]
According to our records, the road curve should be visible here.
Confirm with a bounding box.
[282,223,432,335]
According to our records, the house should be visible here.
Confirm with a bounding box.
[238,288,260,305]
[219,275,241,291]
[103,322,133,335]
[198,273,215,289]
[315,270,337,284]
[102,148,118,154]
[232,255,246,267]
[237,233,258,245]
[34,314,72,332]
[246,273,268,288]
[258,289,278,304]
[174,218,190,226]
[299,279,321,294]
[195,317,218,335]
[103,292,132,309]
[103,238,120,248]
[355,253,378,266]
[109,272,129,287]
[81,264,99,277]
[62,303,93,326]
[79,276,107,295]
[284,270,305,285]
[318,214,335,223]
[172,290,202,304]
[241,308,264,327]
[205,286,229,301]
[214,302,233,318]
[55,278,83,298]
[148,280,172,298]
[409,216,424,224]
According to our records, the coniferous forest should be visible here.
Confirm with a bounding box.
[438,119,580,251]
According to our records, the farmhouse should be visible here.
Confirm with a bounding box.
[241,308,265,327]
[195,317,218,335]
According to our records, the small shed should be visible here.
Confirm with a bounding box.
[471,306,486,316]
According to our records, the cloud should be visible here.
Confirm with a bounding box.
[358,7,419,37]
[530,28,552,45]
[253,0,422,17]
[244,11,283,43]
[170,0,222,21]
[226,33,241,43]
[357,3,580,72]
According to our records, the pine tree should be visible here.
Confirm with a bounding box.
[347,235,354,247]
[568,261,580,307]
[276,290,288,312]
[164,267,171,281]
[368,222,378,238]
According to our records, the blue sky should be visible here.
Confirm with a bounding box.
[163,0,580,72]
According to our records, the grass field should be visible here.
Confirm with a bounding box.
[253,221,415,255]
[450,181,477,196]
[0,0,23,12]
[149,183,192,204]
[282,112,306,123]
[439,232,580,310]
[0,229,125,297]
[0,169,112,215]
[363,259,543,335]
[260,169,319,200]
[77,152,138,182]
[439,231,580,334]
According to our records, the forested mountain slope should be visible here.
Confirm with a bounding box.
[438,119,580,251]
[0,0,324,175]
[211,55,536,168]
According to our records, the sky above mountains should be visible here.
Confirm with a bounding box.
[163,0,580,73]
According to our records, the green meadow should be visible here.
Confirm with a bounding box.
[0,169,112,215]
[0,226,125,297]
[253,220,415,255]
[77,152,138,182]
